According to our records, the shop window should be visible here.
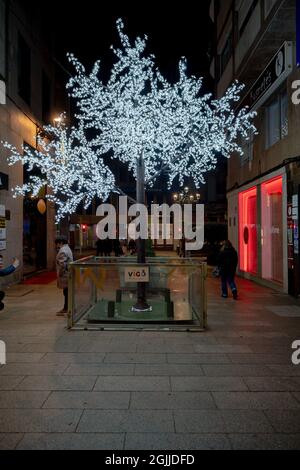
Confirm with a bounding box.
[261,176,283,284]
[42,71,51,124]
[18,33,31,105]
[0,0,6,80]
[238,187,258,274]
[264,0,277,18]
[239,0,260,38]
[220,32,233,76]
[241,130,254,166]
[265,91,288,149]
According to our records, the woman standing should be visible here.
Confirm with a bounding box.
[55,237,73,316]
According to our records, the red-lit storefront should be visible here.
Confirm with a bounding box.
[228,170,288,292]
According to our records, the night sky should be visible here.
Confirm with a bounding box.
[45,0,213,90]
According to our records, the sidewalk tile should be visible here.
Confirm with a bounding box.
[77,410,174,433]
[17,433,124,450]
[130,392,216,410]
[43,391,130,409]
[94,376,170,392]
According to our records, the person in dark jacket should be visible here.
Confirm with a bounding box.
[96,239,105,257]
[217,240,238,300]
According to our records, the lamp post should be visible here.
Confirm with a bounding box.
[173,187,201,257]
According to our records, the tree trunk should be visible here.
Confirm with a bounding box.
[133,156,150,312]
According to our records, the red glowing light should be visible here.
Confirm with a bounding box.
[238,187,258,274]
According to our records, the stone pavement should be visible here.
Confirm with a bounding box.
[0,275,300,450]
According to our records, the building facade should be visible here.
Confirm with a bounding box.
[0,0,65,281]
[210,0,300,295]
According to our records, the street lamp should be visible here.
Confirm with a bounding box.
[53,114,66,128]
[173,187,201,205]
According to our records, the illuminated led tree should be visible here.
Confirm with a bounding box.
[4,19,256,310]
[3,122,115,221]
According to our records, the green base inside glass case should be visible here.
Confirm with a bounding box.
[87,300,194,324]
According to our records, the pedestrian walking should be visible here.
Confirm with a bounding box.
[217,240,238,300]
[128,239,136,255]
[103,238,112,257]
[55,236,73,316]
[96,238,105,257]
[113,239,123,257]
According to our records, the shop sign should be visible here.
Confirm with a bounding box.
[0,241,6,251]
[125,267,150,283]
[294,224,299,255]
[0,80,5,105]
[239,42,293,111]
[293,195,299,221]
[0,218,6,241]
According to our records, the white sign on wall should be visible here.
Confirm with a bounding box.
[0,340,6,365]
[0,241,6,251]
[0,80,6,105]
[125,267,150,283]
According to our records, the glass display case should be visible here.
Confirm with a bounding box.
[67,257,207,331]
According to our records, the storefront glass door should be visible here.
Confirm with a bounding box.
[261,176,283,284]
[239,187,258,274]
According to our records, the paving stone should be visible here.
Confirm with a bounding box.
[64,364,135,376]
[194,345,253,354]
[293,392,300,403]
[264,410,300,433]
[40,353,106,363]
[0,376,25,390]
[1,343,27,353]
[6,353,46,363]
[21,343,82,353]
[135,364,204,376]
[43,391,130,409]
[213,392,300,410]
[171,376,247,392]
[130,392,216,410]
[79,342,137,353]
[202,365,274,377]
[266,365,300,377]
[244,377,300,392]
[17,433,125,450]
[136,344,196,353]
[0,391,50,409]
[15,376,97,391]
[0,434,24,450]
[229,433,300,450]
[166,354,231,364]
[94,376,170,392]
[221,410,273,433]
[228,354,291,365]
[174,410,225,433]
[104,353,167,364]
[0,409,82,433]
[77,410,174,433]
[0,364,67,376]
[124,433,231,450]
